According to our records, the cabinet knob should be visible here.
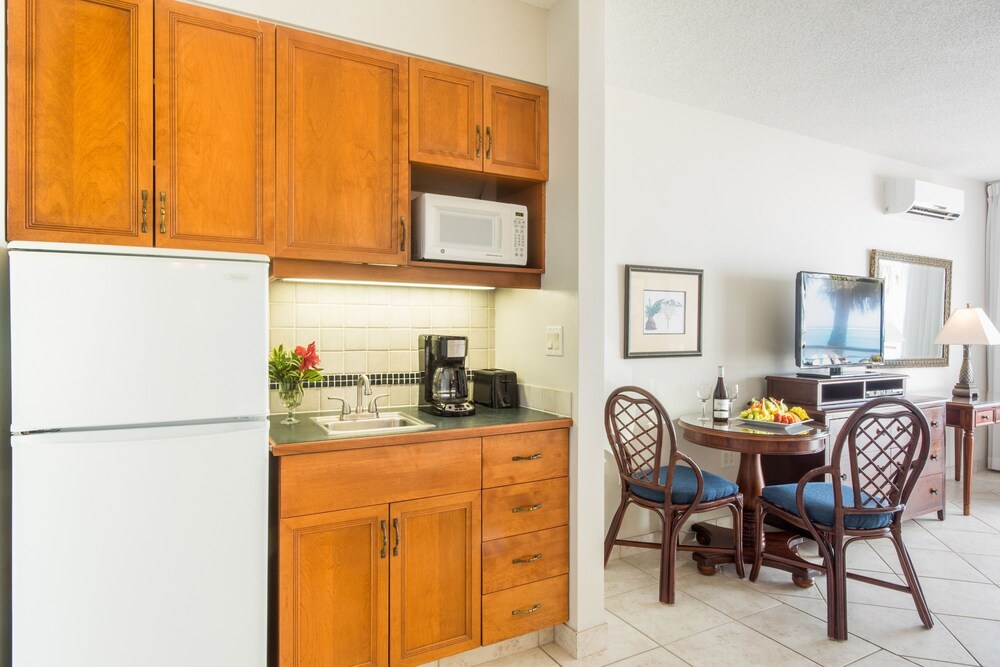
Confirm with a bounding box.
[931,421,940,427]
[930,488,940,495]
[930,454,939,461]
[841,473,847,481]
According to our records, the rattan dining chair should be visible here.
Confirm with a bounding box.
[604,386,745,604]
[749,396,934,640]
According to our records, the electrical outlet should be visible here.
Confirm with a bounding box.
[721,451,738,468]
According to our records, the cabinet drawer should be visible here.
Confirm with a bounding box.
[482,477,568,541]
[280,438,482,518]
[482,574,568,645]
[923,420,945,476]
[976,408,996,426]
[903,473,945,520]
[482,429,568,488]
[483,526,568,594]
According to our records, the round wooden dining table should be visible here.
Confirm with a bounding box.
[675,414,828,587]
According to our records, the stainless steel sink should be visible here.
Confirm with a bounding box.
[310,412,436,438]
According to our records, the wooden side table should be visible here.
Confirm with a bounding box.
[946,396,1000,515]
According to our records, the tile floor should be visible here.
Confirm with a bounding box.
[477,470,1000,667]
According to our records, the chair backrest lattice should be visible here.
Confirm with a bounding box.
[830,397,930,516]
[605,386,677,490]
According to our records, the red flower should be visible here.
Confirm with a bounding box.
[295,341,321,371]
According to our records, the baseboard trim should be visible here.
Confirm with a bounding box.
[554,621,608,659]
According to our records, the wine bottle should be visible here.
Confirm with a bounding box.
[712,366,731,423]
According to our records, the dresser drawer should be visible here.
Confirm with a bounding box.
[482,574,568,645]
[923,419,945,476]
[903,473,945,520]
[279,437,482,518]
[483,429,569,488]
[483,526,569,594]
[975,407,996,427]
[482,477,568,541]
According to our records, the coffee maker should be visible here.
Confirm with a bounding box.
[419,334,476,417]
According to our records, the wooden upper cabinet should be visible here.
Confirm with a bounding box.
[410,59,547,181]
[7,0,153,245]
[276,27,409,264]
[390,491,481,667]
[154,0,275,253]
[484,76,548,180]
[409,59,483,171]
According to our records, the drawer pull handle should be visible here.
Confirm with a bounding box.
[512,453,542,461]
[513,503,543,513]
[512,553,543,564]
[512,603,542,616]
[931,420,940,427]
[380,520,387,559]
[930,454,939,461]
[930,488,940,495]
[392,518,400,557]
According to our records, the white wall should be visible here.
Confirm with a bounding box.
[603,84,988,535]
[204,0,548,84]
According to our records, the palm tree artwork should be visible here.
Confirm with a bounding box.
[644,290,685,333]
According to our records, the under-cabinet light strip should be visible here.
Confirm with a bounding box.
[280,278,495,291]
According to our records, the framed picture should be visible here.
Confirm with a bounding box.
[624,264,703,358]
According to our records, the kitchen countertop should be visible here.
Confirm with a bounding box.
[269,405,572,456]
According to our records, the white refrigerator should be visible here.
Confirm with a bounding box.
[9,242,270,666]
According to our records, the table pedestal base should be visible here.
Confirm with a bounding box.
[690,523,819,588]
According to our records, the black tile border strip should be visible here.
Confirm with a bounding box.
[269,370,474,390]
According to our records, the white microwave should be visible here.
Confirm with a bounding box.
[411,193,527,266]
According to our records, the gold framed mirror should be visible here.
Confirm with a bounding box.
[869,249,952,367]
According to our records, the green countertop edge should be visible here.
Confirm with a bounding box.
[268,405,568,446]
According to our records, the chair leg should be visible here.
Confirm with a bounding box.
[824,536,848,641]
[659,514,680,604]
[889,527,934,629]
[749,502,765,582]
[604,497,629,566]
[730,501,745,579]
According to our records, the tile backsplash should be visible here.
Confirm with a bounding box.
[269,280,495,413]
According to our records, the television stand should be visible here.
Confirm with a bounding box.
[768,372,907,409]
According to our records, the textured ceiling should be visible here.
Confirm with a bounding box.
[606,0,1000,182]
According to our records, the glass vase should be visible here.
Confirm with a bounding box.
[277,378,304,425]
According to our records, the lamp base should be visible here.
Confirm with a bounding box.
[952,383,980,400]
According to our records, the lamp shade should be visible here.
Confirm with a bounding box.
[934,306,1000,345]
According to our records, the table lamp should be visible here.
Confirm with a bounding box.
[934,304,1000,399]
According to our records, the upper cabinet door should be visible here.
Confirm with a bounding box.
[7,0,153,245]
[484,76,548,181]
[409,58,483,171]
[154,0,275,254]
[276,27,409,264]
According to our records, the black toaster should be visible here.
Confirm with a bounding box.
[472,369,518,408]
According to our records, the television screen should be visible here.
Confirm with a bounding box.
[795,272,884,369]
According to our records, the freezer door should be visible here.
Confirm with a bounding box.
[10,244,267,431]
[12,421,268,667]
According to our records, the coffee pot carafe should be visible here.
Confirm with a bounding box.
[419,334,476,417]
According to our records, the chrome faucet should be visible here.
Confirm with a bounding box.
[356,373,372,414]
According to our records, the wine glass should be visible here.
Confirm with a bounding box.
[695,382,714,421]
[727,383,740,420]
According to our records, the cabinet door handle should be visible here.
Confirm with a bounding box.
[485,126,492,159]
[513,503,542,513]
[512,553,542,564]
[930,454,939,461]
[392,518,400,556]
[931,421,940,428]
[476,124,482,157]
[159,191,167,234]
[380,519,387,559]
[141,190,149,233]
[399,217,406,252]
[511,603,542,616]
[512,453,542,461]
[930,488,940,495]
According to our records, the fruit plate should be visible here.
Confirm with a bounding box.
[732,418,814,434]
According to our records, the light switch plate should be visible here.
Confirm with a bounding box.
[545,325,563,356]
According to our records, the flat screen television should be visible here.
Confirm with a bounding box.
[795,271,885,374]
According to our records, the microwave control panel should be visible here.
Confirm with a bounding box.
[514,212,527,261]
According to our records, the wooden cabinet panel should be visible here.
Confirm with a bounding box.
[279,437,481,518]
[409,58,483,171]
[483,429,568,488]
[483,76,548,180]
[279,505,389,667]
[391,491,481,667]
[482,574,568,645]
[154,0,275,253]
[482,526,569,595]
[8,0,153,245]
[276,27,409,264]
[482,477,568,541]
[902,473,946,520]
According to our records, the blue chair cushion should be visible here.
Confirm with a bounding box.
[628,465,739,505]
[761,482,893,530]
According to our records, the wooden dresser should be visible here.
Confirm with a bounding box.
[764,374,947,520]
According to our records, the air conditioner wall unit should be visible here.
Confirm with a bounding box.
[884,178,964,220]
